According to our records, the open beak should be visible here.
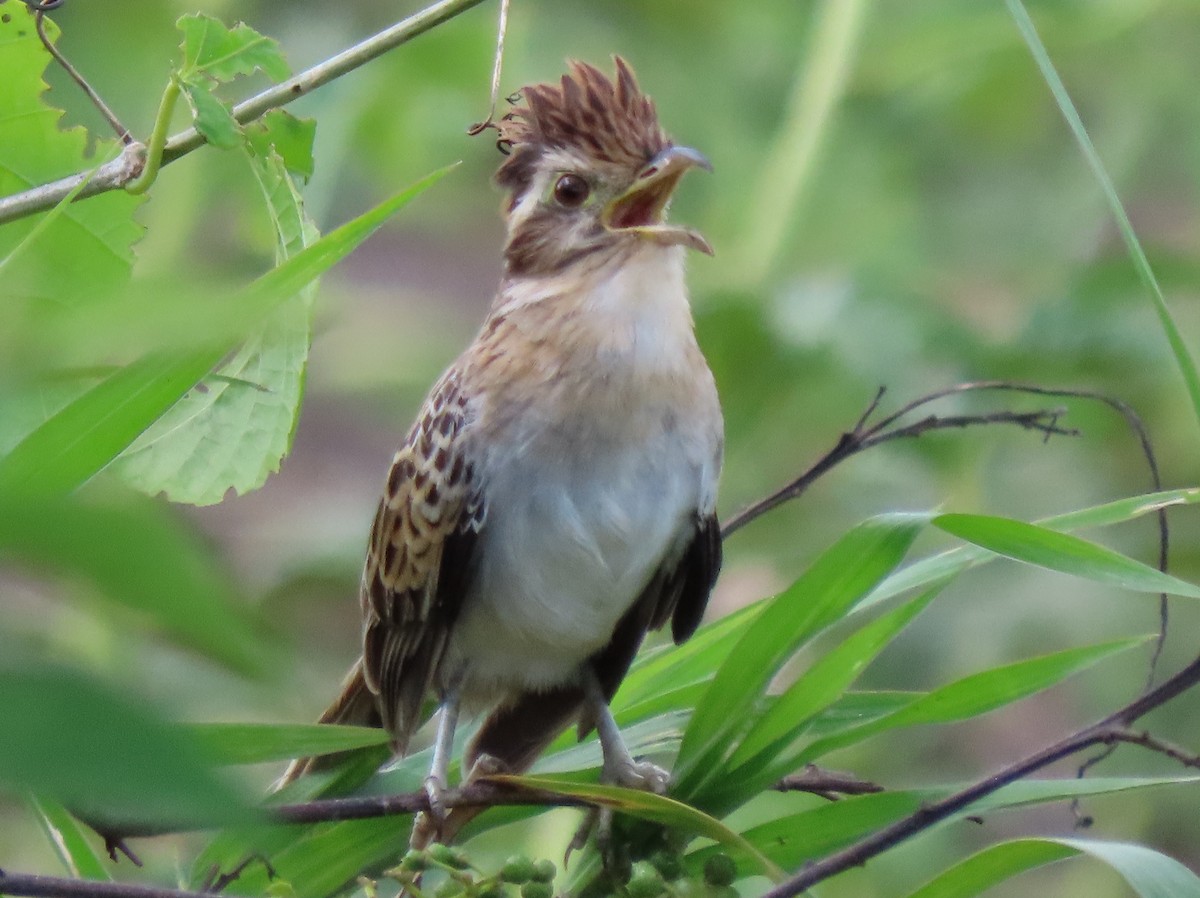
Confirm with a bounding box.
[604,145,714,255]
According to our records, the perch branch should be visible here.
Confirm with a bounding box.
[0,0,490,225]
[761,653,1200,898]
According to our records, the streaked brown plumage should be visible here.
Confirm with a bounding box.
[282,58,723,849]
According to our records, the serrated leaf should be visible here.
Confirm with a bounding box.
[0,7,142,304]
[905,838,1200,898]
[115,120,320,504]
[180,78,242,149]
[246,111,316,179]
[0,665,250,829]
[933,513,1200,599]
[177,13,290,83]
[674,514,926,795]
[189,723,390,766]
[0,166,455,498]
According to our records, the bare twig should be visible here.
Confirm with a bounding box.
[466,0,511,135]
[720,384,1078,539]
[721,381,1170,677]
[0,0,491,225]
[760,653,1200,898]
[34,7,133,144]
[1102,728,1200,770]
[774,765,884,801]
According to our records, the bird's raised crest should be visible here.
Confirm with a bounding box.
[494,57,668,194]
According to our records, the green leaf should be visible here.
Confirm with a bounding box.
[863,488,1200,611]
[689,777,1200,872]
[801,637,1146,761]
[0,8,143,305]
[1007,0,1200,433]
[905,838,1200,898]
[0,349,224,498]
[933,513,1200,599]
[0,665,250,829]
[179,78,242,149]
[115,115,321,504]
[492,775,784,881]
[27,794,111,880]
[674,514,925,794]
[618,600,764,709]
[713,585,941,804]
[189,723,390,766]
[0,166,456,497]
[246,111,317,179]
[0,491,269,675]
[177,13,290,83]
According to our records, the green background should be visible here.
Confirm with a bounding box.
[2,0,1200,894]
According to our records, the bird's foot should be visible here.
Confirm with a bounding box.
[565,758,670,868]
[466,752,509,780]
[410,774,449,849]
[605,756,670,794]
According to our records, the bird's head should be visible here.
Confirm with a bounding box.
[492,57,712,277]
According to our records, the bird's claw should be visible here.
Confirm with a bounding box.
[565,757,669,868]
[606,757,670,794]
[410,774,449,849]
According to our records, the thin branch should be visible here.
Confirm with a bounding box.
[721,384,1077,539]
[0,873,211,898]
[466,0,511,135]
[774,765,884,801]
[760,653,1200,898]
[1102,727,1200,770]
[0,0,490,225]
[721,381,1171,682]
[35,8,133,144]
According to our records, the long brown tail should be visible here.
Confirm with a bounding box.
[275,660,383,789]
[421,685,585,847]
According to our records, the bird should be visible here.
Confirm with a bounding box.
[282,57,723,849]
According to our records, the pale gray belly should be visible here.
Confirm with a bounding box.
[443,436,702,706]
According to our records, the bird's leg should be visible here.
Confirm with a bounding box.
[586,670,669,793]
[569,671,670,863]
[412,672,464,848]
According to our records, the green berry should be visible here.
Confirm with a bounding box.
[648,850,683,882]
[501,855,537,884]
[399,849,428,873]
[531,859,557,884]
[626,862,665,898]
[428,843,472,870]
[435,878,462,898]
[703,854,737,888]
[520,881,553,898]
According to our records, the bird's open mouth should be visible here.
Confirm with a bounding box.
[604,145,714,255]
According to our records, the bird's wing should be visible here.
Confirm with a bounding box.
[588,512,722,704]
[359,369,484,751]
[657,512,723,644]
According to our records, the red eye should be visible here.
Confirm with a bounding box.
[553,173,590,208]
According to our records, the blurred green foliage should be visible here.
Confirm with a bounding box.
[3,0,1200,896]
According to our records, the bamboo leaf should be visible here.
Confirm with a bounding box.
[674,514,925,794]
[934,513,1200,599]
[801,638,1146,761]
[905,838,1200,898]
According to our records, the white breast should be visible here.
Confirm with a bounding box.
[445,245,721,705]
